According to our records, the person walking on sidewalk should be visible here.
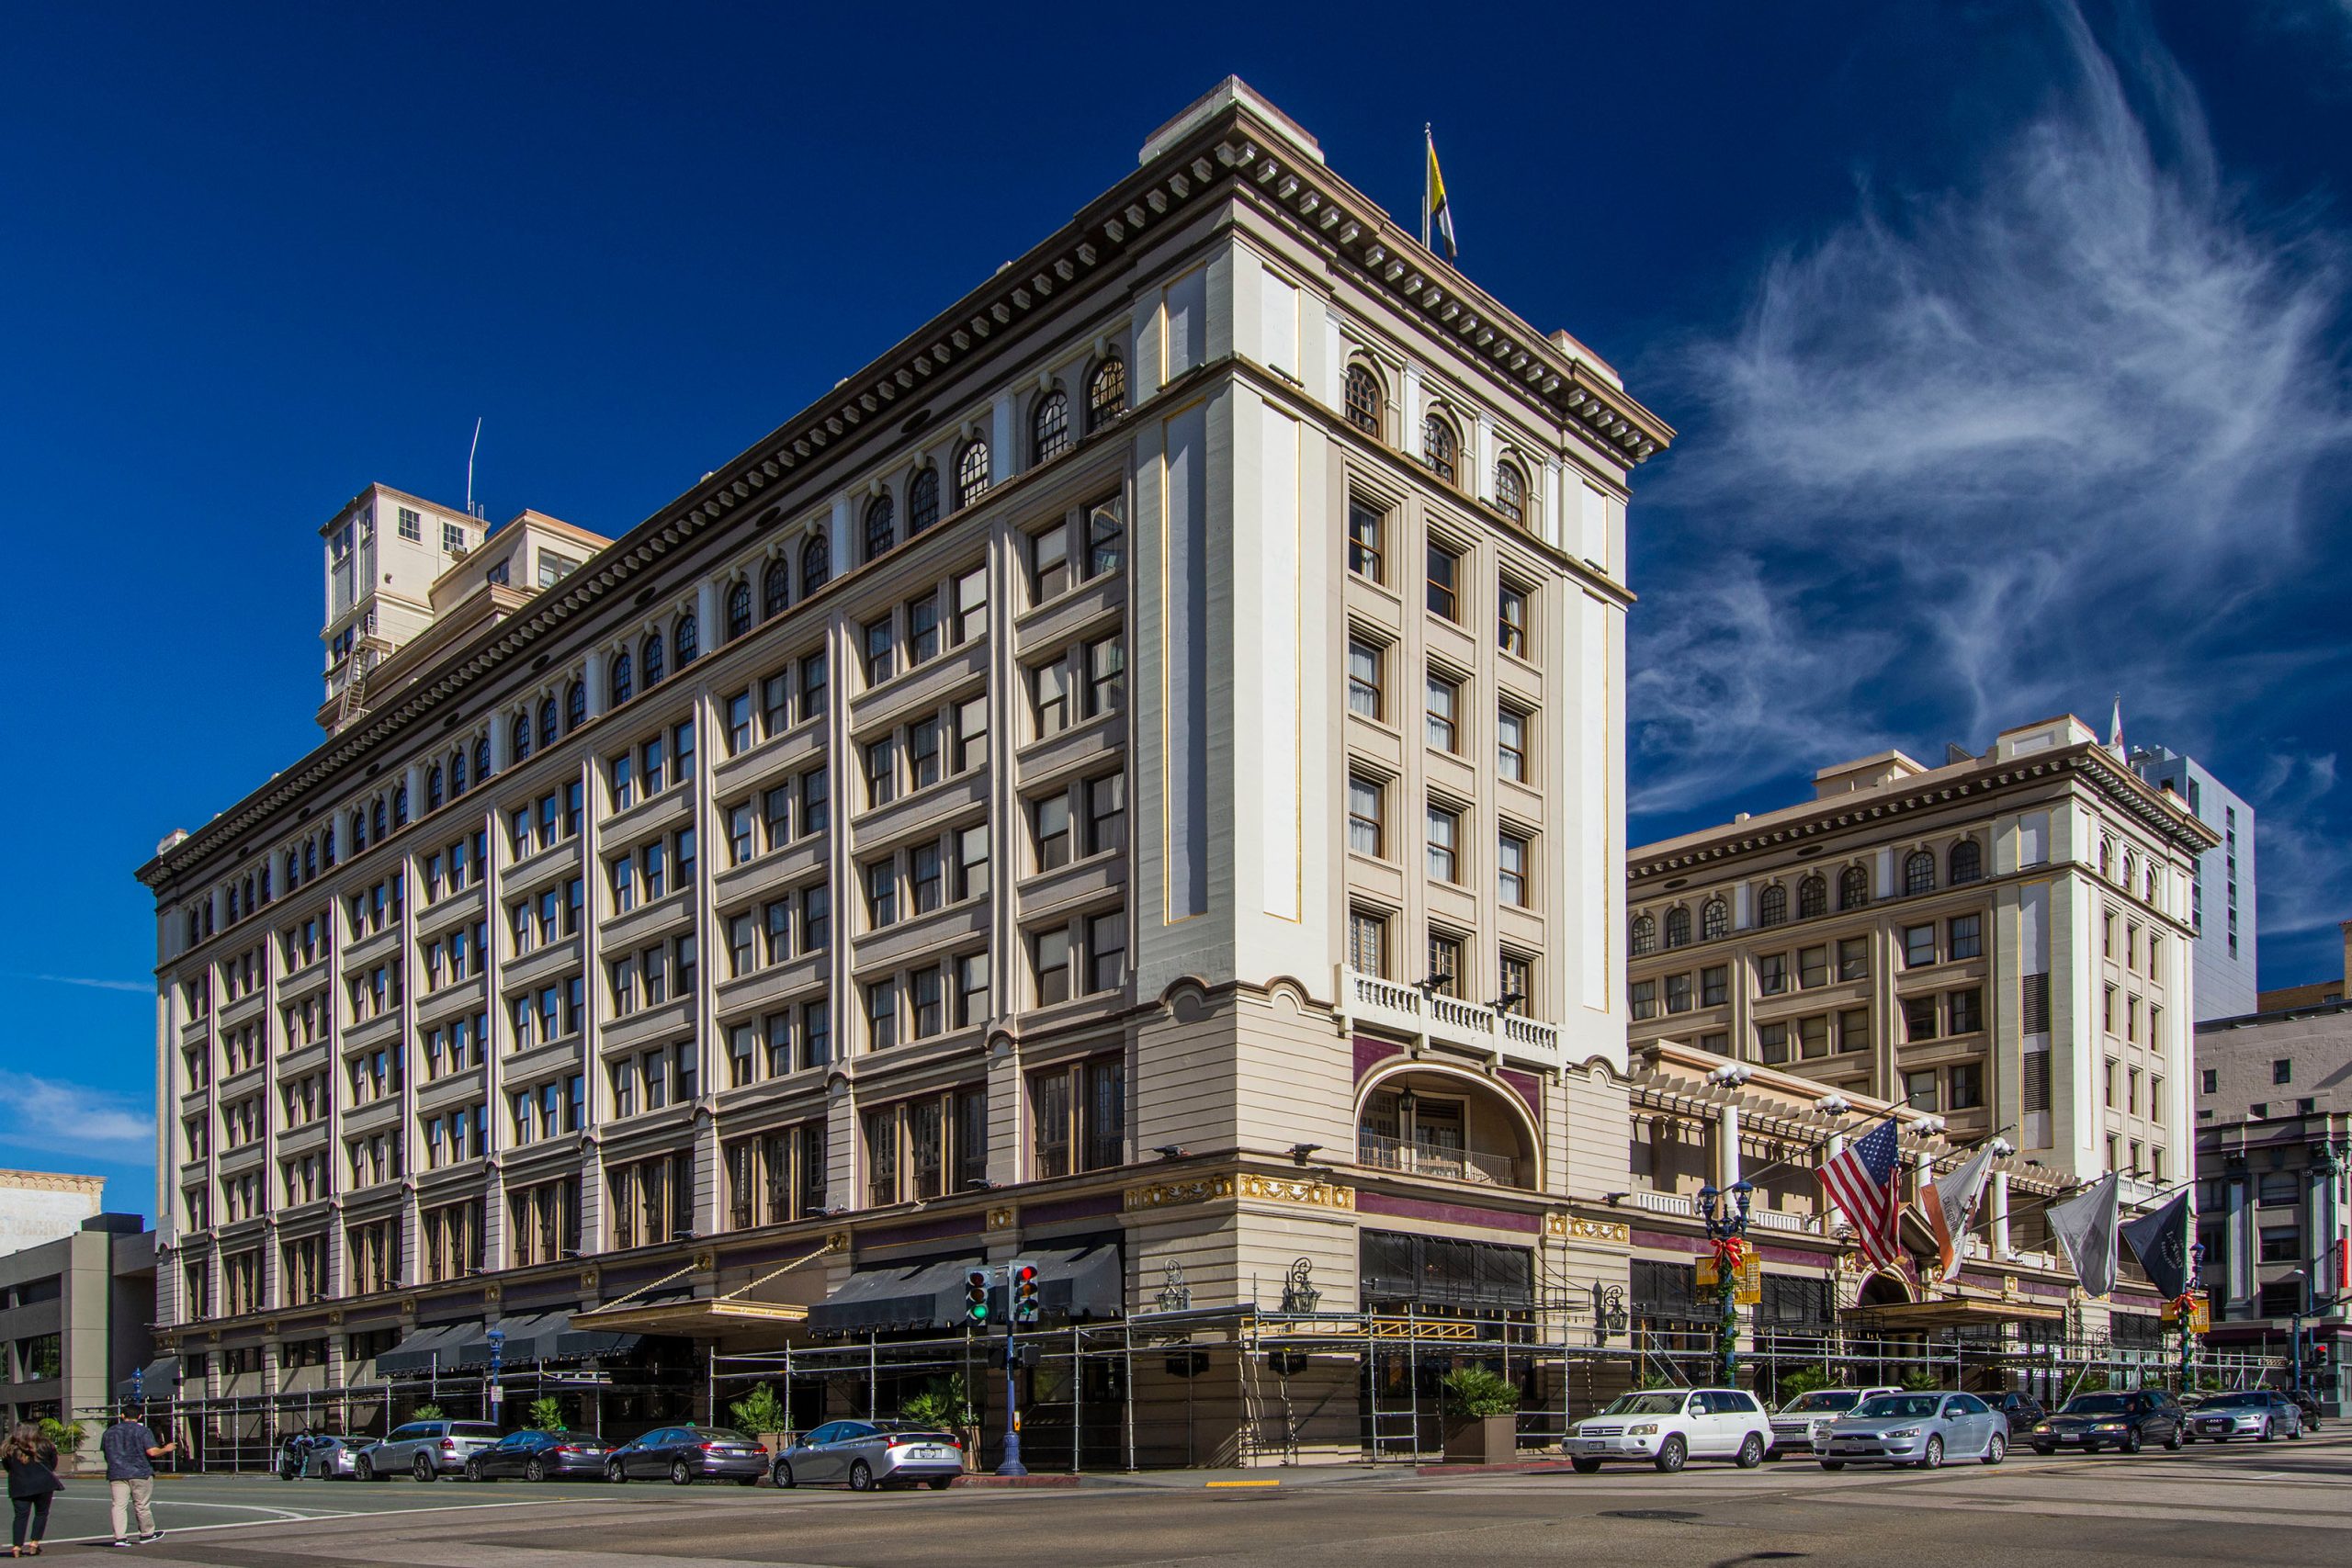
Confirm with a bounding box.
[3,1422,62,1558]
[98,1405,173,1548]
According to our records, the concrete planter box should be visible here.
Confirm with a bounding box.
[1441,1415,1518,1463]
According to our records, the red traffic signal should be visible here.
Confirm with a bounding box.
[1011,1260,1041,1325]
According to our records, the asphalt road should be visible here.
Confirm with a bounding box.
[32,1432,2351,1565]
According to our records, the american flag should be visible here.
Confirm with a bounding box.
[1820,1118,1904,1269]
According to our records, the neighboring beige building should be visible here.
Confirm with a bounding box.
[0,1211,153,1429]
[0,1170,106,1259]
[137,80,1670,1463]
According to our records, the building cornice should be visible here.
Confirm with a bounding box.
[141,92,1669,896]
[1628,746,2218,884]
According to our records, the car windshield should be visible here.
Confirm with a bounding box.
[1599,1392,1690,1416]
[2201,1393,2262,1408]
[451,1423,503,1438]
[1781,1392,1861,1415]
[2063,1394,2132,1415]
[1854,1395,1939,1420]
[694,1427,752,1443]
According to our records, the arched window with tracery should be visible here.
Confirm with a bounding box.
[956,439,991,509]
[426,764,445,809]
[1032,389,1070,465]
[1087,357,1125,432]
[1950,840,1984,885]
[1839,865,1869,909]
[1422,412,1459,484]
[1758,884,1788,927]
[450,749,468,795]
[801,534,831,593]
[564,681,586,733]
[1663,907,1691,949]
[1904,850,1936,896]
[1494,460,1526,524]
[1630,914,1657,956]
[641,632,664,688]
[1798,874,1827,919]
[863,493,896,563]
[763,558,791,620]
[608,651,633,707]
[511,712,532,762]
[1702,898,1728,941]
[1344,362,1382,435]
[907,468,939,535]
[474,737,492,781]
[726,580,752,641]
[538,698,559,750]
[673,615,697,667]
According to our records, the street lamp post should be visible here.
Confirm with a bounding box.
[486,1328,505,1428]
[2178,1240,2205,1392]
[1699,1180,1755,1387]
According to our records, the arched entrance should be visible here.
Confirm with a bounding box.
[1354,1063,1539,1190]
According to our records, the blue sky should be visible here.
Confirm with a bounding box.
[5,2,2346,1219]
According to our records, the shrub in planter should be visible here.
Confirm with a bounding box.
[902,1375,981,1471]
[39,1417,85,1474]
[526,1396,568,1433]
[1440,1367,1521,1463]
[728,1382,791,1457]
[410,1402,447,1421]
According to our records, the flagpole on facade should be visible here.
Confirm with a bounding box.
[1419,123,1431,251]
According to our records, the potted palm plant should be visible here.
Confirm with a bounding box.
[901,1375,980,1472]
[1440,1366,1521,1463]
[728,1382,792,1461]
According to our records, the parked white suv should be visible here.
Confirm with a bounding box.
[1768,1386,1902,1458]
[1568,1387,1772,1472]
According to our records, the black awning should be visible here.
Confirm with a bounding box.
[449,1311,571,1370]
[806,1258,980,1336]
[1031,1244,1125,1320]
[376,1319,484,1376]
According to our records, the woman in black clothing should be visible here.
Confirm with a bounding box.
[2,1422,61,1557]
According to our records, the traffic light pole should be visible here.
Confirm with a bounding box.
[997,1322,1026,1476]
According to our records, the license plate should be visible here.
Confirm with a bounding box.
[913,1448,949,1460]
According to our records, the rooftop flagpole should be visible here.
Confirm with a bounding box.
[1419,123,1431,251]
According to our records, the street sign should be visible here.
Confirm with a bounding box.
[1695,1254,1762,1303]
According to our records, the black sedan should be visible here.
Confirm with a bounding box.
[1986,1391,2046,1433]
[603,1425,767,1485]
[2027,1391,2185,1454]
[463,1428,614,1481]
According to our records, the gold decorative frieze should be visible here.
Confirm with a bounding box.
[1125,1175,1235,1212]
[824,1231,851,1254]
[1236,1173,1353,1210]
[986,1206,1017,1232]
[1558,1217,1629,1245]
[1125,1171,1356,1212]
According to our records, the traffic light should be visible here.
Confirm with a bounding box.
[964,1267,990,1325]
[1011,1259,1041,1325]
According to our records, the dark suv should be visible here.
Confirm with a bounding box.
[2029,1390,2185,1455]
[1985,1391,2046,1433]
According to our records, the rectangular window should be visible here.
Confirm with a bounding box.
[910,842,943,913]
[866,981,897,1052]
[1757,953,1788,996]
[1426,540,1461,620]
[865,858,899,929]
[907,716,941,790]
[1084,496,1124,580]
[762,670,792,737]
[1665,973,1692,1014]
[1497,832,1529,907]
[1798,945,1827,989]
[955,566,989,643]
[1426,802,1460,883]
[1838,937,1870,981]
[1904,996,1939,1043]
[1031,660,1069,739]
[800,651,829,720]
[1905,1069,1939,1111]
[1033,926,1072,1006]
[1424,671,1459,751]
[1349,908,1388,976]
[1949,912,1983,961]
[1839,1008,1870,1054]
[1798,1014,1829,1059]
[1701,964,1728,1007]
[1084,773,1126,857]
[1497,706,1527,781]
[1427,931,1464,997]
[1348,775,1385,857]
[1083,635,1125,716]
[1087,910,1127,994]
[954,823,989,902]
[905,592,941,665]
[801,766,829,835]
[1903,924,1936,968]
[727,690,753,754]
[863,617,895,685]
[1031,521,1070,602]
[954,694,989,773]
[864,737,896,810]
[1757,1020,1787,1064]
[1347,638,1384,719]
[1630,978,1657,1021]
[954,953,990,1029]
[1347,499,1385,581]
[1498,582,1528,657]
[1033,793,1072,872]
[1949,987,1984,1034]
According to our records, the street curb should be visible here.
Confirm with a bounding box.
[1412,1461,1572,1476]
[949,1473,1082,1488]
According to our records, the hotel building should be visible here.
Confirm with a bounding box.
[137,81,1670,1462]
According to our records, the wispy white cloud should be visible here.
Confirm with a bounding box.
[4,971,151,995]
[0,1076,153,1153]
[1631,1,2352,819]
[2248,751,2349,940]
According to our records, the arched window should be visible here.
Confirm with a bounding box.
[673,614,698,667]
[449,750,468,795]
[426,764,444,809]
[390,785,407,829]
[907,468,939,535]
[956,439,991,509]
[2145,864,2158,903]
[863,493,895,563]
[1663,907,1691,949]
[1087,357,1125,432]
[2098,836,2113,878]
[801,534,831,593]
[726,580,752,641]
[1344,362,1382,435]
[1904,851,1936,896]
[1494,460,1526,524]
[564,681,586,733]
[608,650,633,707]
[538,698,559,750]
[371,798,388,840]
[641,632,664,688]
[1798,874,1827,919]
[1702,898,1729,941]
[511,713,533,762]
[1630,914,1657,956]
[1949,840,1983,885]
[1839,865,1870,909]
[763,558,791,620]
[1421,412,1458,484]
[1758,884,1788,927]
[474,737,492,781]
[1032,389,1070,465]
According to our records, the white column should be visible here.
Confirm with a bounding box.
[1718,1102,1742,1190]
[583,649,607,719]
[696,580,722,655]
[1990,1172,2011,1258]
[989,389,1018,479]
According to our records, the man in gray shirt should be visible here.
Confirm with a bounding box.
[100,1404,175,1546]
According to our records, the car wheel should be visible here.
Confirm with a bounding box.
[2082,1443,2100,1454]
[2120,1430,2142,1455]
[606,1461,627,1484]
[525,1457,548,1483]
[1819,1461,1845,1472]
[356,1456,376,1482]
[280,1464,297,1482]
[2030,1445,2053,1457]
[413,1454,436,1483]
[926,1477,954,1491]
[672,1460,695,1486]
[1736,1433,1765,1470]
[850,1460,877,1492]
[2289,1425,2302,1440]
[773,1461,796,1489]
[1919,1436,1944,1470]
[2257,1421,2273,1443]
[1572,1457,1603,1474]
[1982,1433,2006,1466]
[465,1459,485,1482]
[1653,1435,1687,1474]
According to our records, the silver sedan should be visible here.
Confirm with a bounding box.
[1819,1392,2008,1469]
[2186,1391,2303,1442]
[299,1437,363,1478]
[770,1420,965,1492]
